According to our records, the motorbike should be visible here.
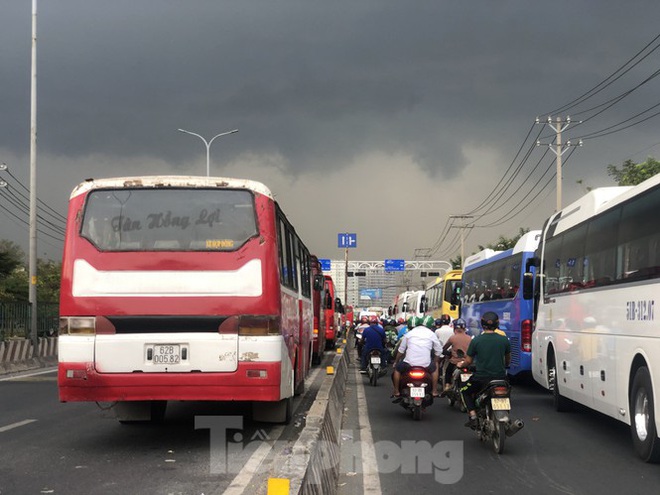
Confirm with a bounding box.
[442,349,469,412]
[445,361,471,412]
[354,326,366,357]
[366,349,387,386]
[395,366,434,420]
[470,377,525,454]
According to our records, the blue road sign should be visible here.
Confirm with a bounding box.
[319,258,332,271]
[338,233,358,248]
[384,259,405,272]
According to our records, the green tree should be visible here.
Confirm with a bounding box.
[37,258,62,302]
[450,255,462,269]
[607,157,660,186]
[0,240,24,278]
[477,227,530,252]
[0,241,61,302]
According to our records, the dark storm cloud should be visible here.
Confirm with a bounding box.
[2,0,660,180]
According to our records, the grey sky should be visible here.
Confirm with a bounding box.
[1,0,660,262]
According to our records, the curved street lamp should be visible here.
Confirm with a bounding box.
[177,128,238,177]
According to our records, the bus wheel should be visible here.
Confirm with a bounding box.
[630,366,660,463]
[549,353,572,412]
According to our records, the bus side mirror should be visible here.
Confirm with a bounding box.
[450,284,462,307]
[526,256,540,272]
[522,272,534,300]
[313,274,324,291]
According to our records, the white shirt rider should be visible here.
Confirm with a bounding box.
[398,325,443,368]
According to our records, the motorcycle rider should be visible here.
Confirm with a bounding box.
[440,318,472,396]
[458,311,511,428]
[383,319,399,363]
[396,317,409,341]
[434,314,454,347]
[391,315,443,401]
[354,315,370,349]
[360,316,387,373]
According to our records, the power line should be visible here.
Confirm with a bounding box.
[542,32,660,117]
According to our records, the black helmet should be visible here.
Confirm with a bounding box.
[454,318,467,329]
[436,314,451,326]
[481,311,499,330]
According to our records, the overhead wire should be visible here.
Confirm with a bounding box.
[542,32,660,117]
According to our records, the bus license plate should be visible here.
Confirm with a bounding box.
[460,373,472,382]
[371,357,381,364]
[491,398,510,410]
[152,344,180,364]
[410,387,425,398]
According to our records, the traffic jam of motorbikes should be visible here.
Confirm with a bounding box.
[353,310,524,454]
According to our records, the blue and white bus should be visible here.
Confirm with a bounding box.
[460,230,541,377]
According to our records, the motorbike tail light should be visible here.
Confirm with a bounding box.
[408,370,426,379]
[521,319,533,352]
[493,386,509,396]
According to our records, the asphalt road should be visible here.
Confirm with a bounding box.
[337,348,660,495]
[0,358,331,495]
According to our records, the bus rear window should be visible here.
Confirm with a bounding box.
[80,188,258,251]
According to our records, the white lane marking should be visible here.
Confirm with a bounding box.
[0,419,37,433]
[355,367,383,494]
[0,367,57,382]
[223,425,285,495]
[223,363,325,494]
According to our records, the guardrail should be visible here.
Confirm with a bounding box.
[0,302,59,341]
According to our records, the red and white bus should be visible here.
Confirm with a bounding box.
[310,255,327,365]
[323,275,338,349]
[58,176,313,423]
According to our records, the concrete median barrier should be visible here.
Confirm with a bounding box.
[269,341,349,494]
[0,337,58,375]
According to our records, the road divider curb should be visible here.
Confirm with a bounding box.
[0,337,58,375]
[271,341,349,494]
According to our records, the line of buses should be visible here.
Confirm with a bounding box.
[57,176,344,425]
[395,172,660,462]
[57,172,659,462]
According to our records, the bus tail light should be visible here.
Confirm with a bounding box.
[521,319,532,352]
[59,317,96,335]
[65,369,88,380]
[238,316,280,336]
[246,369,268,379]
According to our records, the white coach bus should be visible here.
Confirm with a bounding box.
[532,172,660,462]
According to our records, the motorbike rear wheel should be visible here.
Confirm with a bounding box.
[370,368,378,386]
[491,411,506,454]
[412,405,422,421]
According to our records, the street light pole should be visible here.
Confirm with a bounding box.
[29,0,39,350]
[177,128,238,177]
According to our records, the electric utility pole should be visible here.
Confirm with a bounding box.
[449,215,474,268]
[536,116,583,212]
[29,0,39,350]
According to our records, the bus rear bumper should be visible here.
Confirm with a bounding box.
[57,361,283,402]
